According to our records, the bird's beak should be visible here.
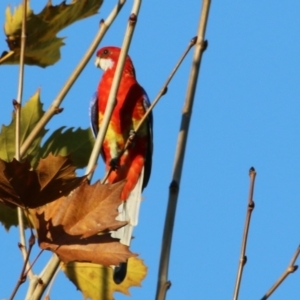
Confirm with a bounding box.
[95,58,114,71]
[95,57,101,68]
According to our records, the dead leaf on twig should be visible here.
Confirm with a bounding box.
[30,181,135,266]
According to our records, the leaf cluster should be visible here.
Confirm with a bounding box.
[0,90,94,229]
[2,0,104,67]
[0,0,148,298]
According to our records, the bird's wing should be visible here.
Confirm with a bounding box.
[89,92,99,137]
[141,89,153,189]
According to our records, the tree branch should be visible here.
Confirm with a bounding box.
[10,231,35,300]
[233,167,256,300]
[15,0,34,283]
[155,1,211,299]
[261,245,300,300]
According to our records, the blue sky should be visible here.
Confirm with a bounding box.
[1,1,300,299]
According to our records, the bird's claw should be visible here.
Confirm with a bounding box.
[109,157,120,170]
[129,130,136,141]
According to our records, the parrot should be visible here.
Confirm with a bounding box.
[89,46,153,283]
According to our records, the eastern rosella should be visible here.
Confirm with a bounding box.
[90,46,153,282]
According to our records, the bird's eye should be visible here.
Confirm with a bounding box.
[103,49,109,56]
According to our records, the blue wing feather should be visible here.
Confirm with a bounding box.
[89,92,99,137]
[141,88,153,189]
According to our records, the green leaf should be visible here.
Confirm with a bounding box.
[1,0,104,67]
[0,89,47,162]
[37,127,94,169]
[0,203,18,230]
[0,204,30,230]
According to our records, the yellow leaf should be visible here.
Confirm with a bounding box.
[1,0,104,67]
[62,257,148,300]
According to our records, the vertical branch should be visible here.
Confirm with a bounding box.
[15,0,33,280]
[233,167,256,300]
[85,0,142,178]
[15,0,27,160]
[20,0,127,158]
[155,1,211,300]
[261,245,300,300]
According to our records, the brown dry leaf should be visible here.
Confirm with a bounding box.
[62,257,148,300]
[0,154,86,208]
[30,181,135,266]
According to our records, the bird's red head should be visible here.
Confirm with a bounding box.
[95,46,134,72]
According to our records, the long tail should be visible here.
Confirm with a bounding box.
[111,168,144,283]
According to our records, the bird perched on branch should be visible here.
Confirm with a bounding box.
[90,46,153,283]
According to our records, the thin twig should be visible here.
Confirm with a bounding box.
[101,36,197,184]
[9,231,35,300]
[233,167,256,300]
[155,1,211,300]
[261,245,300,300]
[15,0,27,160]
[85,0,142,179]
[15,0,34,282]
[0,50,14,64]
[17,209,34,278]
[20,0,127,159]
[24,249,44,277]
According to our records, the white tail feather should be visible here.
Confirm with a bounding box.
[111,168,144,245]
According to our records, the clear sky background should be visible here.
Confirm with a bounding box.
[1,1,300,299]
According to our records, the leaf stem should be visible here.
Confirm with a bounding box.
[261,245,300,300]
[86,0,142,179]
[20,0,127,159]
[233,167,256,300]
[155,1,211,299]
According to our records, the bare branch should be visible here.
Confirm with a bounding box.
[261,245,300,300]
[86,0,142,179]
[233,167,256,300]
[14,0,34,283]
[155,1,211,299]
[15,0,27,160]
[17,209,34,279]
[10,231,35,300]
[20,0,127,159]
[44,264,61,300]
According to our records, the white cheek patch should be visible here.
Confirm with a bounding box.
[95,58,114,71]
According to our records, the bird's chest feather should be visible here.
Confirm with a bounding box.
[98,71,146,158]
